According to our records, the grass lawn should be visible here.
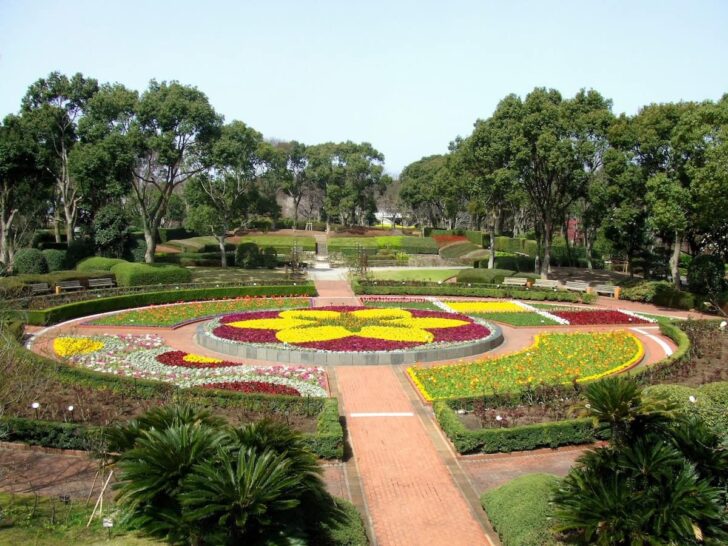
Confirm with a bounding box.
[0,493,154,545]
[368,268,461,282]
[363,300,440,310]
[470,312,561,326]
[633,312,681,324]
[188,266,296,284]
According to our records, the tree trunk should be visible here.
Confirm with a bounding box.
[670,231,682,289]
[143,229,156,264]
[218,235,227,268]
[541,221,552,280]
[64,202,75,243]
[585,232,593,270]
[488,223,496,269]
[53,206,62,243]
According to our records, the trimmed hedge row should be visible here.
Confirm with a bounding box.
[110,262,193,287]
[456,268,516,284]
[76,257,126,271]
[434,401,609,454]
[353,281,596,303]
[425,228,485,246]
[24,284,317,325]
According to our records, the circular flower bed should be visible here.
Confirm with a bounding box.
[208,306,491,352]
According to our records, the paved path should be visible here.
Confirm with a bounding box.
[335,366,493,546]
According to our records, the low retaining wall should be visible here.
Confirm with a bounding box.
[195,322,504,366]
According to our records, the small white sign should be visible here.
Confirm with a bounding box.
[102,517,114,528]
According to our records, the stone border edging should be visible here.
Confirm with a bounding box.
[195,322,504,366]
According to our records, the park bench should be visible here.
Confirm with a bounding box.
[503,277,529,288]
[533,279,560,290]
[56,280,84,292]
[88,277,115,290]
[565,281,590,292]
[28,282,52,295]
[594,284,617,297]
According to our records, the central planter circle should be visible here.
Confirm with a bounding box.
[196,306,503,365]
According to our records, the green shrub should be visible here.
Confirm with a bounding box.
[76,256,127,272]
[261,246,278,269]
[456,268,515,284]
[313,498,368,545]
[157,227,196,243]
[620,280,695,310]
[235,242,261,268]
[493,255,536,272]
[481,474,560,546]
[13,248,48,274]
[111,262,193,287]
[124,236,147,262]
[65,238,95,268]
[434,401,606,454]
[25,284,317,325]
[40,249,67,272]
[524,240,538,257]
[643,382,728,434]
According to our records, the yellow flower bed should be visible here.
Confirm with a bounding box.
[54,337,104,358]
[182,354,223,364]
[446,301,525,314]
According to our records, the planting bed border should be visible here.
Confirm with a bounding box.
[195,321,504,366]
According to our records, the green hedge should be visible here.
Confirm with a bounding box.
[481,474,560,546]
[24,284,317,325]
[111,262,193,287]
[434,401,608,454]
[76,256,127,272]
[456,268,515,284]
[354,281,596,303]
[14,248,48,274]
[440,242,482,260]
[491,256,536,272]
[41,249,68,272]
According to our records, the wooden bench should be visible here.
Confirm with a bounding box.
[56,280,84,292]
[533,279,560,290]
[595,284,617,297]
[503,277,529,288]
[88,277,115,289]
[28,282,52,295]
[565,281,590,292]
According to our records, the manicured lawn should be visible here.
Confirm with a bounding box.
[440,242,482,259]
[368,268,461,282]
[470,312,561,326]
[90,297,311,327]
[408,331,644,400]
[0,492,153,545]
[188,266,295,283]
[329,235,438,254]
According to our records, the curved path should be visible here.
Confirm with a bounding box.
[26,284,689,546]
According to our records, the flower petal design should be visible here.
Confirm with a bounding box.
[54,337,105,358]
[182,353,223,364]
[357,326,434,343]
[227,317,315,330]
[277,326,352,343]
[350,308,411,320]
[279,309,341,320]
[387,317,469,329]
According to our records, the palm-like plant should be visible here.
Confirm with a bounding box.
[180,447,307,545]
[576,376,675,445]
[114,422,229,543]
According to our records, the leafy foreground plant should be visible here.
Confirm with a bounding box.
[554,377,728,545]
[110,405,361,545]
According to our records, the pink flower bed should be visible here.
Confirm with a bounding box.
[551,310,649,325]
[201,381,301,396]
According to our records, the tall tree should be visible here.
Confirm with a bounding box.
[271,140,310,228]
[0,114,52,268]
[21,72,99,242]
[184,121,266,267]
[129,81,222,262]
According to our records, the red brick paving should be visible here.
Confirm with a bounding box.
[336,366,492,546]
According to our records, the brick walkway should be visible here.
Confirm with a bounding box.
[335,366,492,546]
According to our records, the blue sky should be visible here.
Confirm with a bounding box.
[1,0,727,173]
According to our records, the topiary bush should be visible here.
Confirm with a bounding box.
[481,473,560,546]
[13,248,48,274]
[65,238,95,268]
[235,242,261,268]
[261,246,278,269]
[76,256,127,272]
[111,262,193,287]
[41,249,68,272]
[124,236,147,263]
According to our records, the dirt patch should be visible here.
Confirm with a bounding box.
[458,402,573,430]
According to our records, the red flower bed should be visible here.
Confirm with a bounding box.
[552,310,649,325]
[201,381,301,396]
[297,337,421,351]
[156,350,243,368]
[212,325,279,343]
[432,235,468,248]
